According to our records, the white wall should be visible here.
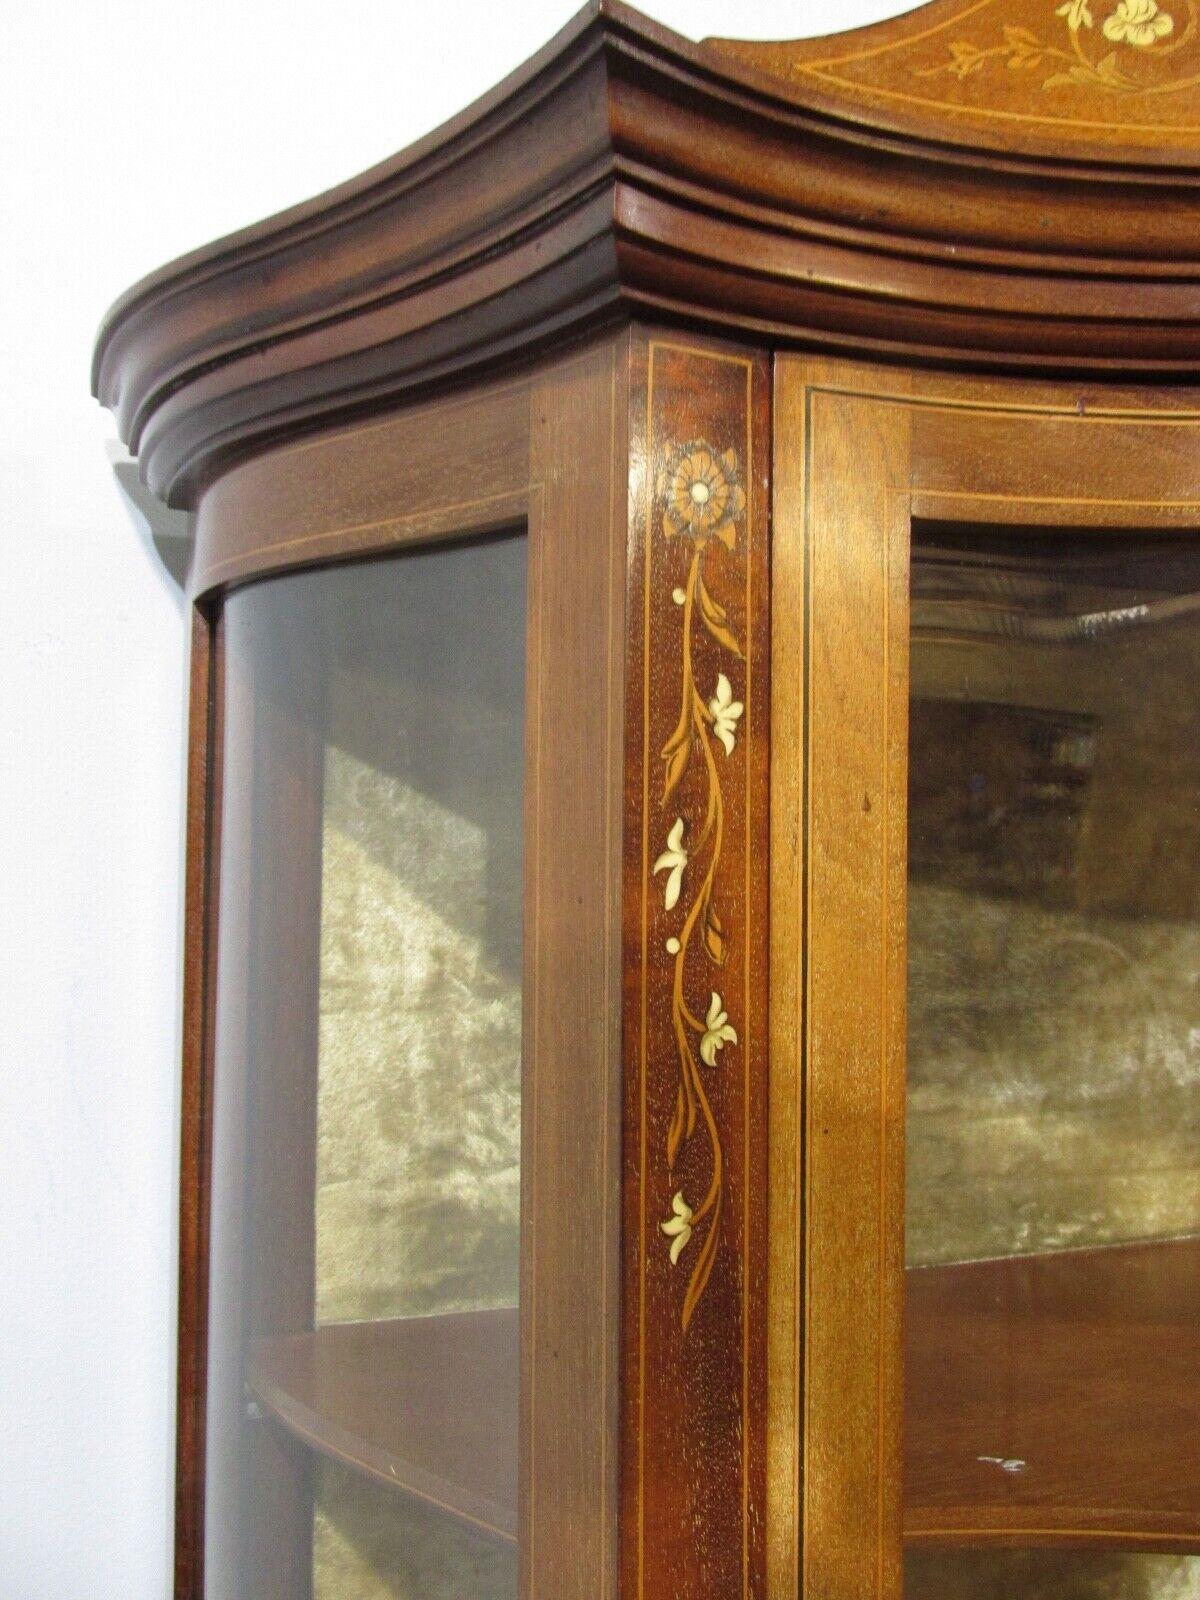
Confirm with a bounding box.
[0,2,903,1594]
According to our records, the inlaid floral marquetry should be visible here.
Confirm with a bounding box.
[709,0,1200,153]
[917,0,1197,93]
[623,337,768,1600]
[652,436,746,1331]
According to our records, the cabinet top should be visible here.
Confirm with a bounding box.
[94,0,1200,508]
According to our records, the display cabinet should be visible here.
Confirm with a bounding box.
[93,2,1200,1597]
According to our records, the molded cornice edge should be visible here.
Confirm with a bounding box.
[94,0,1200,508]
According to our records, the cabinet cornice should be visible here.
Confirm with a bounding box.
[93,0,1200,507]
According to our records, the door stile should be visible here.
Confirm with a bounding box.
[521,337,630,1600]
[771,359,912,1600]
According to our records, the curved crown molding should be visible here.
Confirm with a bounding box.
[94,0,1200,507]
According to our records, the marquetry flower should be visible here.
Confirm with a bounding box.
[943,38,987,76]
[1056,0,1093,29]
[700,992,737,1067]
[652,817,688,911]
[660,1191,694,1265]
[661,441,745,546]
[1103,0,1172,43]
[708,673,744,756]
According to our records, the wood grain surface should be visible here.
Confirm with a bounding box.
[709,0,1200,161]
[906,1239,1200,1551]
[93,1,1200,510]
[621,333,770,1600]
[519,338,628,1600]
[246,1312,519,1544]
[174,607,222,1600]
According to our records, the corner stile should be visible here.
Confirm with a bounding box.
[621,333,770,1600]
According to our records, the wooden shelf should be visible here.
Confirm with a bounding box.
[245,1307,518,1544]
[905,1237,1200,1551]
[246,1244,1200,1555]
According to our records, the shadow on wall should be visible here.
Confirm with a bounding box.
[106,439,192,594]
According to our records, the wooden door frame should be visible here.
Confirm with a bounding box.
[769,355,1200,1600]
[176,341,628,1600]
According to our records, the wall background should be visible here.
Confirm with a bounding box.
[0,2,901,1594]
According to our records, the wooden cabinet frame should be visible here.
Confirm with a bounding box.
[166,337,1200,1600]
[93,2,1200,1596]
[172,331,771,1600]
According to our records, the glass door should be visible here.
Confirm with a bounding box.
[205,534,526,1600]
[904,525,1200,1599]
[771,359,1200,1600]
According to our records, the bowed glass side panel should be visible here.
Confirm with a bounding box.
[205,535,525,1600]
[904,527,1200,1600]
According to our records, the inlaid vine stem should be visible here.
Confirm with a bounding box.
[654,439,746,1331]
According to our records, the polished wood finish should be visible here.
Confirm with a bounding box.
[621,334,770,1600]
[93,2,1200,507]
[245,1312,518,1544]
[709,0,1200,162]
[766,362,805,1600]
[190,377,532,598]
[906,1239,1200,1552]
[772,361,911,1600]
[175,606,222,1600]
[520,339,628,1600]
[242,1233,1200,1562]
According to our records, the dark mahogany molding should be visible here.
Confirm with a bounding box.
[94,0,1200,506]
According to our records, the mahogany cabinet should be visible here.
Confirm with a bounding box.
[93,2,1200,1597]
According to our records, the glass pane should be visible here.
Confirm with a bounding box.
[205,536,525,1600]
[905,528,1200,1600]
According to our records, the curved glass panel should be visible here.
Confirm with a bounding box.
[205,536,525,1600]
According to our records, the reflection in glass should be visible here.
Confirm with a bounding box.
[905,529,1200,1600]
[205,537,525,1600]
